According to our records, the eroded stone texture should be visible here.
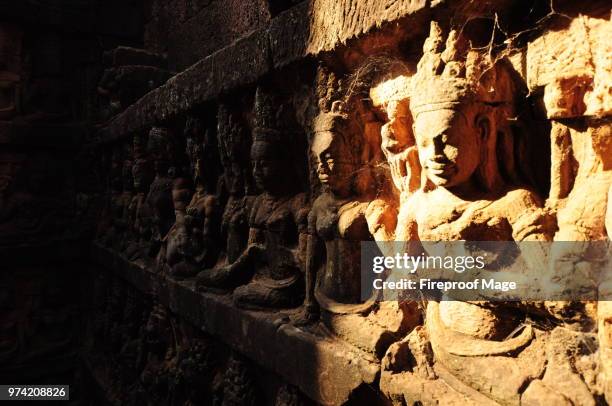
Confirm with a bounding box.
[88,1,612,405]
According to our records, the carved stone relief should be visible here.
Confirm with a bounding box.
[91,3,611,404]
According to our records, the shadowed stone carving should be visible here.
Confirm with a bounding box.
[198,87,309,310]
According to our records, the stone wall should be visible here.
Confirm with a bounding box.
[3,0,612,404]
[89,0,612,404]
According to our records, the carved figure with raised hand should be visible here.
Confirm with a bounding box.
[373,22,602,405]
[144,127,176,258]
[196,104,254,290]
[125,134,155,261]
[198,87,309,309]
[293,67,412,356]
[159,117,221,278]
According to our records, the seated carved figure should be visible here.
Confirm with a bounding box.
[195,105,254,289]
[209,105,254,274]
[294,92,409,355]
[373,23,599,405]
[159,117,220,278]
[198,87,308,309]
[157,176,193,275]
[125,151,154,261]
[144,127,176,258]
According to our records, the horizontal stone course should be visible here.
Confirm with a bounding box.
[99,0,431,144]
[91,243,380,405]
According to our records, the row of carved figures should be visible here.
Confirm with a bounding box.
[97,21,612,404]
[91,274,310,406]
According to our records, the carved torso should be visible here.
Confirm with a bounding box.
[310,193,371,307]
[221,195,254,264]
[145,175,174,247]
[248,192,307,281]
[401,186,551,242]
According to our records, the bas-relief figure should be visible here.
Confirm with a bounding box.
[90,7,612,404]
[145,127,177,258]
[293,67,414,356]
[198,87,309,310]
[216,104,255,271]
[125,134,155,261]
[158,117,221,278]
[370,22,608,405]
[195,104,254,287]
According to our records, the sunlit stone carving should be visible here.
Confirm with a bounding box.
[292,67,414,355]
[374,22,604,405]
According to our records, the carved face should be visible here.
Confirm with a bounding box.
[0,24,22,120]
[380,100,415,193]
[381,100,413,159]
[311,130,353,194]
[413,108,480,188]
[251,140,282,193]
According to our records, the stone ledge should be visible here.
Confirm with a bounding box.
[90,243,381,405]
[97,0,431,144]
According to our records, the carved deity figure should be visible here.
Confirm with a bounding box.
[537,25,612,402]
[157,176,193,276]
[125,134,155,261]
[195,105,254,287]
[144,127,176,257]
[293,72,410,355]
[159,117,221,278]
[197,87,308,309]
[372,22,601,405]
[139,303,177,405]
[216,105,255,269]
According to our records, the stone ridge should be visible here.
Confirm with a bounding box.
[100,0,430,144]
[91,243,380,405]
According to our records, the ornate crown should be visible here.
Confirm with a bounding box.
[409,22,509,115]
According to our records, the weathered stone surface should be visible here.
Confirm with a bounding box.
[145,0,270,70]
[103,28,270,143]
[305,0,427,54]
[269,2,311,69]
[101,0,433,144]
[527,10,611,118]
[91,243,378,405]
[6,0,609,404]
